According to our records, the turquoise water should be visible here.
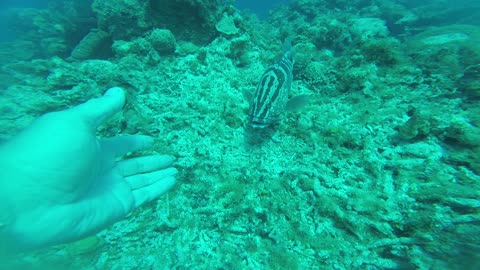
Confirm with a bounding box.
[0,0,479,269]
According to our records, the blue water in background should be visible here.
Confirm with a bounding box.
[0,0,289,42]
[0,0,50,42]
[0,0,292,15]
[235,0,292,18]
[2,0,49,7]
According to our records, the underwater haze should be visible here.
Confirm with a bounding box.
[235,0,292,18]
[1,0,480,269]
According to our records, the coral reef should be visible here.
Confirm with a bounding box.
[0,0,479,269]
[148,29,177,55]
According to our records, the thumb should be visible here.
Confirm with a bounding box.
[70,87,126,128]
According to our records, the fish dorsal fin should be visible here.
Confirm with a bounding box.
[286,95,310,111]
[283,37,293,52]
[282,37,295,60]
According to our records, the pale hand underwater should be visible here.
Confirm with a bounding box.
[0,87,177,252]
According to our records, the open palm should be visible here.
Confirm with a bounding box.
[0,87,176,251]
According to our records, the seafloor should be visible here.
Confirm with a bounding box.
[0,0,479,269]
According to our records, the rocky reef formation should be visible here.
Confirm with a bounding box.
[1,0,479,269]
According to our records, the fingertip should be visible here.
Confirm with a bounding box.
[163,155,175,164]
[73,87,126,128]
[165,167,178,176]
[104,87,125,98]
[165,175,176,187]
[140,135,154,148]
[150,155,175,170]
[101,87,126,113]
[161,176,177,192]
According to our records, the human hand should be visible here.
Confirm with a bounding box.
[0,87,177,251]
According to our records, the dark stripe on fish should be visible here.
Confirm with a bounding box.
[249,54,293,127]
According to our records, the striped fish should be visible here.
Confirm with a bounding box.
[247,39,309,129]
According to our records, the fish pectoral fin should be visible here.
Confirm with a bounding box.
[286,95,310,111]
[242,89,253,101]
